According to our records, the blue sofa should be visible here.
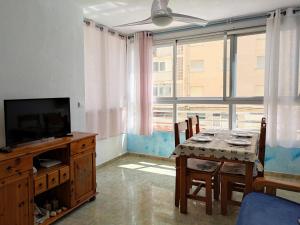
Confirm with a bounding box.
[236,178,300,225]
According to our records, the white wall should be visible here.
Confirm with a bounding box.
[0,0,127,165]
[96,134,127,166]
[0,0,85,146]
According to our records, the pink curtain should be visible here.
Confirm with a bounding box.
[127,32,153,136]
[84,22,127,139]
[139,32,153,135]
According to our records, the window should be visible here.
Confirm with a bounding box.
[153,104,173,132]
[235,33,266,97]
[298,56,300,96]
[256,56,265,69]
[177,104,229,130]
[153,61,167,72]
[159,62,166,71]
[234,105,264,130]
[159,84,172,96]
[154,84,172,97]
[153,62,159,72]
[153,86,158,97]
[153,30,266,132]
[177,39,224,97]
[153,46,173,99]
[190,60,204,72]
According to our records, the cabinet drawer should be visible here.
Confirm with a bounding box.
[34,175,47,195]
[47,170,59,189]
[59,166,70,184]
[0,155,32,180]
[71,137,95,155]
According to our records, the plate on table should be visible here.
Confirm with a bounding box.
[202,130,218,136]
[231,131,253,138]
[191,136,213,142]
[225,139,251,146]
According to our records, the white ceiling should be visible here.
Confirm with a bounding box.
[75,0,300,33]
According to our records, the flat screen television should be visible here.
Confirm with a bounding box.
[4,98,71,147]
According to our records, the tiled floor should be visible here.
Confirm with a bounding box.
[55,155,300,225]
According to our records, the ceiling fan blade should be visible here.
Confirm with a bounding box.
[151,0,170,13]
[172,13,208,26]
[114,17,153,27]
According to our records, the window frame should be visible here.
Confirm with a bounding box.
[153,27,266,130]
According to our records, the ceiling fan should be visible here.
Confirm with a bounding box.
[115,0,208,27]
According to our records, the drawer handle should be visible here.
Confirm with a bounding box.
[51,178,56,183]
[18,201,25,208]
[15,158,21,164]
[39,183,43,187]
[63,173,67,177]
[6,166,12,172]
[81,144,86,149]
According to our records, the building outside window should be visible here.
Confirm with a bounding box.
[153,62,159,72]
[190,60,204,72]
[235,33,266,97]
[177,39,224,97]
[159,62,166,71]
[256,56,265,69]
[153,104,173,131]
[153,61,167,72]
[153,30,266,132]
[154,84,172,97]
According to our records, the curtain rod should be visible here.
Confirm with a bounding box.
[267,8,300,17]
[152,7,300,36]
[83,18,127,39]
[127,32,152,40]
[84,7,300,38]
[83,18,153,40]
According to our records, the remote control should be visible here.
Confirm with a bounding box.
[0,146,12,153]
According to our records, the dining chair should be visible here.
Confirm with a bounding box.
[174,120,190,207]
[188,115,200,136]
[220,117,267,215]
[174,119,221,215]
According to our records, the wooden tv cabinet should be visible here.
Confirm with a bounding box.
[0,132,97,225]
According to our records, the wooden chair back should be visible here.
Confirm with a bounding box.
[258,117,267,177]
[188,115,200,136]
[174,120,190,147]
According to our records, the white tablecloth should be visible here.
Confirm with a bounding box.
[172,131,262,169]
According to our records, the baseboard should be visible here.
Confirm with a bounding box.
[98,152,300,180]
[265,171,300,180]
[96,152,129,169]
[126,152,175,162]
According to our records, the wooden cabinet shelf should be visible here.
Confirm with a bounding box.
[34,164,70,196]
[39,207,71,225]
[35,164,68,177]
[0,132,97,225]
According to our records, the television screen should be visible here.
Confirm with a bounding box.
[4,98,71,146]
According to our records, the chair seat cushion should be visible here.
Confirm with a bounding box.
[221,162,246,175]
[221,162,258,176]
[236,192,300,225]
[187,158,221,172]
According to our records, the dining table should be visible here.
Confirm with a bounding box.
[172,130,262,214]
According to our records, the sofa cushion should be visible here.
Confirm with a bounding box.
[236,192,300,225]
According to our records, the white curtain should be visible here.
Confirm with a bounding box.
[127,32,153,136]
[264,8,300,148]
[84,22,127,139]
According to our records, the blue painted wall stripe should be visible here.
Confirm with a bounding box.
[127,132,300,175]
